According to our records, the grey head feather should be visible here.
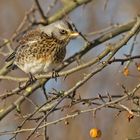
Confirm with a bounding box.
[40,20,75,40]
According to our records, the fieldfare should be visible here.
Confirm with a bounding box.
[6,20,79,78]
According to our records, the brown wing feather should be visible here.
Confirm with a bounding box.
[5,29,43,64]
[19,29,42,45]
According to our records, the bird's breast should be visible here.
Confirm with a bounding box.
[51,44,66,63]
[18,59,59,74]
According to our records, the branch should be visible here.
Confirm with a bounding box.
[1,81,140,136]
[25,17,140,139]
[0,17,140,122]
[0,47,111,82]
[109,55,140,64]
[0,0,93,77]
[34,0,46,21]
[0,19,136,77]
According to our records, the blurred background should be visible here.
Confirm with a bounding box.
[0,0,140,140]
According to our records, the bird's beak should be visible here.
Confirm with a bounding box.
[70,32,79,38]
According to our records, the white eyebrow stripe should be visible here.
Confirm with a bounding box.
[27,40,38,45]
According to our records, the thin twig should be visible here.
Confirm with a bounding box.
[34,0,46,21]
[0,81,140,136]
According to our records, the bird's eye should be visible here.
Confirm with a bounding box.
[60,29,67,35]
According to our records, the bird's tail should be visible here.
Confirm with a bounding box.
[5,51,17,70]
[6,62,17,70]
[5,51,16,62]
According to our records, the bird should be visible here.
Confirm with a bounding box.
[6,20,79,80]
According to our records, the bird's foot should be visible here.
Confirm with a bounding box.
[18,82,25,90]
[52,69,59,81]
[26,73,37,85]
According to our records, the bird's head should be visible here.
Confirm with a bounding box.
[40,20,79,41]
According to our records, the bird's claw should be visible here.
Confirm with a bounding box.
[52,69,59,81]
[26,73,37,85]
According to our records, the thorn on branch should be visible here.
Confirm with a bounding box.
[107,92,112,102]
[98,93,106,103]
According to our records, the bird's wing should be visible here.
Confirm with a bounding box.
[19,29,42,45]
[5,28,55,64]
[5,29,42,62]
